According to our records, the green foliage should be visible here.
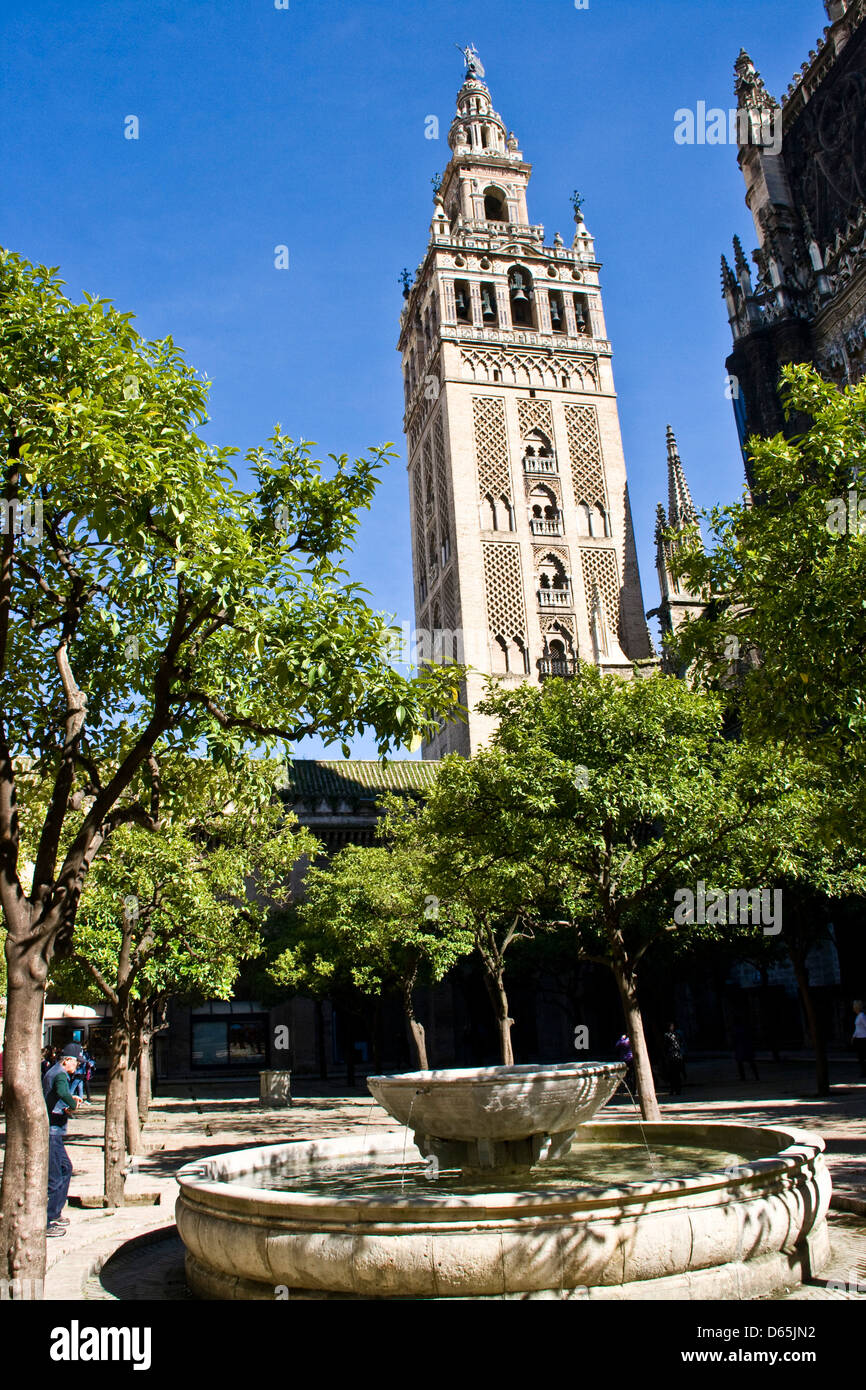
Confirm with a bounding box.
[0,250,463,963]
[669,365,866,769]
[421,668,834,973]
[48,756,317,1008]
[270,843,473,1002]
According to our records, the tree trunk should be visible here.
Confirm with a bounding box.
[0,940,49,1294]
[125,1066,141,1158]
[480,959,514,1065]
[403,980,429,1070]
[137,1038,152,1125]
[790,950,830,1096]
[612,961,661,1122]
[104,1016,131,1207]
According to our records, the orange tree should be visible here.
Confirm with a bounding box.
[0,251,460,1292]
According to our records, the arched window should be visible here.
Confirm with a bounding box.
[492,635,510,673]
[548,290,566,333]
[480,283,497,323]
[484,187,507,222]
[509,267,534,327]
[528,484,560,533]
[577,500,592,536]
[454,280,471,323]
[522,429,555,472]
[590,504,609,537]
[537,553,569,600]
[480,494,496,530]
[499,495,513,531]
[512,637,529,674]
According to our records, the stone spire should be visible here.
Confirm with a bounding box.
[649,429,705,666]
[666,426,698,529]
[734,49,779,114]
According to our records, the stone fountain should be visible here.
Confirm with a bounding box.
[176,1060,831,1300]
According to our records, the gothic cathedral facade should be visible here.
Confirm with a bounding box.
[398,54,654,758]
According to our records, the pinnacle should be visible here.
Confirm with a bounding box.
[666,427,698,530]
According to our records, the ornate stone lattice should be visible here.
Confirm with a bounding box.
[433,415,450,513]
[423,437,435,521]
[482,542,526,639]
[540,613,577,656]
[432,414,453,556]
[533,543,570,572]
[473,396,513,505]
[580,547,623,642]
[412,465,426,596]
[524,472,562,502]
[462,348,599,391]
[565,404,608,513]
[517,398,555,443]
[441,570,457,633]
[540,613,575,642]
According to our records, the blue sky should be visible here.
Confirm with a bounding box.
[4,0,826,757]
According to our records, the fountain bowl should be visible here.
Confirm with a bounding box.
[366,1061,625,1143]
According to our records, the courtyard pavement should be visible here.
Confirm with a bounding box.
[1,1050,863,1300]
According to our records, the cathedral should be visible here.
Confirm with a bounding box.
[723,0,866,457]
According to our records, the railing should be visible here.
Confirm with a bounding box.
[529,518,563,536]
[538,657,578,679]
[523,456,558,474]
[537,588,571,606]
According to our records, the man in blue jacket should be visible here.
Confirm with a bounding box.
[42,1044,82,1236]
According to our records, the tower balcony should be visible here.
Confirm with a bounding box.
[523,454,558,475]
[537,587,571,607]
[537,656,579,679]
[529,517,563,536]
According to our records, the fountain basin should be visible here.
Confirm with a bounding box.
[366,1061,624,1142]
[176,1120,831,1300]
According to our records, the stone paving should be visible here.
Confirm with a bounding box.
[0,1050,863,1300]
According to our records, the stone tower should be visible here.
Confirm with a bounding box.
[398,49,653,758]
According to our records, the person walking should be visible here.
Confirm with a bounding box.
[852,1000,866,1078]
[70,1049,92,1105]
[663,1021,685,1095]
[42,1044,82,1236]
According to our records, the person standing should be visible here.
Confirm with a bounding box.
[852,1000,866,1078]
[82,1048,94,1103]
[615,1033,636,1099]
[42,1044,82,1236]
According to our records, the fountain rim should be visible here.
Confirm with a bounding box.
[175,1121,826,1219]
[366,1060,625,1087]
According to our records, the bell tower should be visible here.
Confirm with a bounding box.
[399,47,653,757]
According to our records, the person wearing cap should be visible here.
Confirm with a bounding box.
[42,1044,82,1235]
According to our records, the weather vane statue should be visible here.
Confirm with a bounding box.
[456,43,485,80]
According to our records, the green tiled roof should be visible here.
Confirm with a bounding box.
[285,759,440,801]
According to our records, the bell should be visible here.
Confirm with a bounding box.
[510,275,528,302]
[550,298,562,326]
[455,289,468,315]
[481,288,495,319]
